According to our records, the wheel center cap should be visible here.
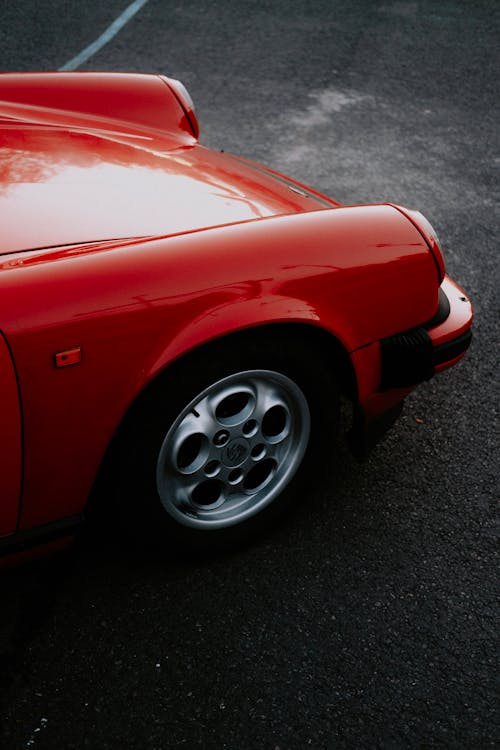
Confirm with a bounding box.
[222,438,250,467]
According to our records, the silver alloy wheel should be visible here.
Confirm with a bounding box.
[156,370,311,529]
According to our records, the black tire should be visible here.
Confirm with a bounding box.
[108,331,338,554]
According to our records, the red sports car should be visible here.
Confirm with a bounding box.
[0,72,472,560]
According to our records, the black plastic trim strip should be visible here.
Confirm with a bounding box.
[424,287,451,330]
[380,327,435,389]
[0,514,83,557]
[380,323,472,390]
[433,329,472,366]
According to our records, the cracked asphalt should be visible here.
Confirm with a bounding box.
[0,1,498,748]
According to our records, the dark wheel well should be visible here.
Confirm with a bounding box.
[122,322,356,431]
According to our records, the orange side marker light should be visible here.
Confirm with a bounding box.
[54,347,82,368]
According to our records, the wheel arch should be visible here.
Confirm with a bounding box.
[87,322,357,515]
[133,321,356,421]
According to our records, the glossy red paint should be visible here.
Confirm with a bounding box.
[160,76,200,139]
[0,72,196,138]
[390,204,446,283]
[0,127,328,254]
[0,73,472,555]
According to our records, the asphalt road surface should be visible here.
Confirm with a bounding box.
[1,2,498,748]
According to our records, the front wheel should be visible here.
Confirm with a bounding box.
[111,335,338,552]
[156,369,310,531]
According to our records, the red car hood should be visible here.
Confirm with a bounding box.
[0,121,334,254]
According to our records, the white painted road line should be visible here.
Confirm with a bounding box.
[59,0,150,71]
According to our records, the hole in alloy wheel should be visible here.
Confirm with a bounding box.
[204,460,220,477]
[215,391,251,424]
[243,419,258,437]
[228,469,242,485]
[177,433,206,470]
[192,479,223,507]
[243,459,276,491]
[251,444,266,460]
[262,405,288,438]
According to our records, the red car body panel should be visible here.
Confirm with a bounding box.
[0,73,473,550]
[0,72,197,139]
[0,206,438,534]
[0,332,22,533]
[1,131,334,254]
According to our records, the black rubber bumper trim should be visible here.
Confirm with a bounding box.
[433,328,472,366]
[0,514,83,557]
[380,327,435,389]
[424,287,451,329]
[381,326,472,389]
[380,284,472,389]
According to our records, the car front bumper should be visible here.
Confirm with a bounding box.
[380,275,473,389]
[349,274,473,458]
